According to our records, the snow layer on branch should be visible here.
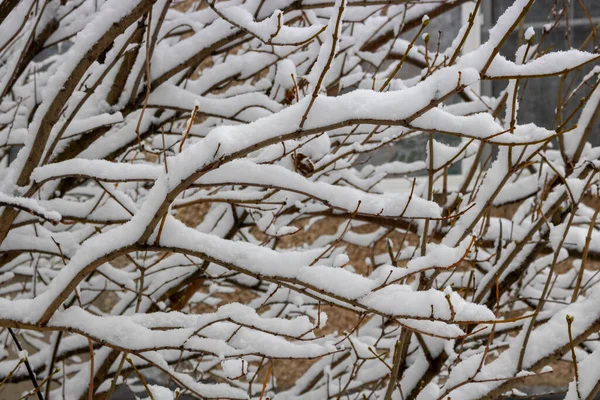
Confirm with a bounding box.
[0,192,61,222]
[32,159,161,182]
[148,83,283,116]
[406,237,473,271]
[297,265,374,299]
[371,237,475,287]
[62,113,124,138]
[162,67,494,201]
[362,160,426,178]
[198,160,440,218]
[360,285,493,322]
[399,319,465,338]
[130,302,316,337]
[302,67,479,129]
[15,305,336,362]
[485,51,598,78]
[6,0,148,188]
[154,217,493,327]
[216,5,324,44]
[413,109,555,145]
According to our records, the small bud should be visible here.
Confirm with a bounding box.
[422,32,430,43]
[422,15,430,27]
[525,27,535,44]
[566,314,574,324]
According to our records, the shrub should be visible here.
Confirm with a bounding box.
[0,0,598,399]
